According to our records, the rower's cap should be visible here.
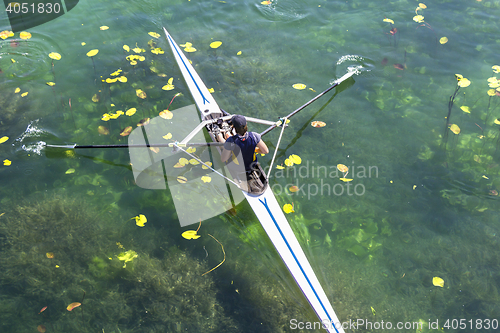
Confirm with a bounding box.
[231,115,247,129]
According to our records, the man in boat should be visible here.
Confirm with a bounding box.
[218,115,269,176]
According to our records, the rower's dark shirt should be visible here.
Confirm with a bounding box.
[224,132,261,172]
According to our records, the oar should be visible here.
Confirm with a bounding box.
[260,70,356,137]
[45,142,224,149]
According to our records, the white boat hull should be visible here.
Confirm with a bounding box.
[163,27,345,333]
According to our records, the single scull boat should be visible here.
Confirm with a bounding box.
[163,27,354,333]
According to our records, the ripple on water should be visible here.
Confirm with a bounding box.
[254,0,309,23]
[0,32,63,83]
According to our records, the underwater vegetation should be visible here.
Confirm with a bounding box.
[0,193,240,332]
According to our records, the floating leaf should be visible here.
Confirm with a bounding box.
[393,63,405,70]
[432,276,444,287]
[66,302,82,311]
[413,15,424,23]
[276,165,285,169]
[117,250,138,267]
[289,154,302,165]
[81,42,86,45]
[283,203,295,214]
[136,89,147,99]
[159,110,173,119]
[439,37,448,44]
[0,136,8,144]
[148,31,160,38]
[210,41,222,49]
[460,106,470,113]
[0,30,14,39]
[208,88,214,93]
[237,51,242,55]
[11,58,16,63]
[39,306,47,314]
[179,157,189,166]
[19,31,31,39]
[184,46,196,52]
[292,83,306,90]
[284,158,294,167]
[173,163,184,168]
[162,133,172,140]
[450,124,460,134]
[487,89,497,96]
[3,159,11,166]
[46,82,55,86]
[189,159,199,165]
[105,78,117,83]
[311,121,326,127]
[418,3,427,9]
[120,126,133,136]
[86,49,99,57]
[100,26,109,30]
[186,147,196,153]
[201,175,211,183]
[98,126,109,135]
[46,252,55,259]
[340,178,353,182]
[337,164,348,173]
[65,168,75,174]
[494,118,500,125]
[37,325,46,333]
[21,92,28,97]
[137,118,150,126]
[162,77,175,90]
[182,230,201,240]
[289,185,299,193]
[92,93,99,102]
[492,65,500,73]
[49,52,61,60]
[177,176,188,183]
[123,45,130,52]
[117,76,127,82]
[383,18,394,24]
[14,87,20,93]
[458,78,471,88]
[201,161,212,170]
[151,47,164,55]
[133,214,147,227]
[125,108,136,116]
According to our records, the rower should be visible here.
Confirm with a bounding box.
[218,114,269,179]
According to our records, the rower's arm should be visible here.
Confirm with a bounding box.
[221,147,231,162]
[256,139,269,154]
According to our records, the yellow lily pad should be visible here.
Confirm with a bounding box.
[148,31,160,38]
[182,230,201,240]
[450,124,460,134]
[86,49,99,57]
[49,52,61,60]
[210,41,222,49]
[163,133,172,140]
[133,214,147,227]
[126,108,137,116]
[439,37,448,44]
[292,83,306,90]
[289,154,302,165]
[201,175,211,183]
[460,106,470,113]
[432,276,444,287]
[283,203,295,214]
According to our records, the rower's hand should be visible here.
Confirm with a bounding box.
[255,146,262,154]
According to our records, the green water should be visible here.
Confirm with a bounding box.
[1,0,500,332]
